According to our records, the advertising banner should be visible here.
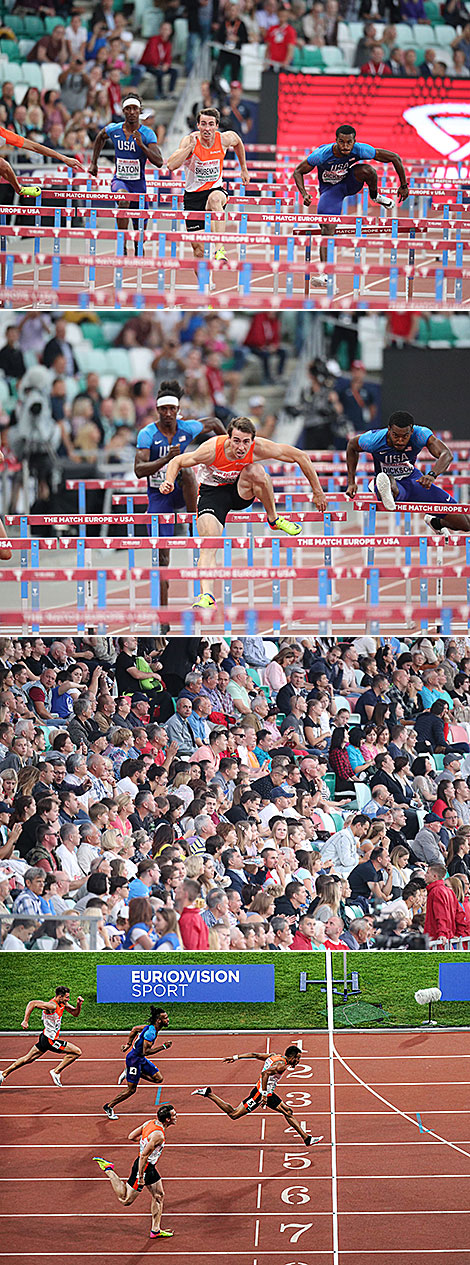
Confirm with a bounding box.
[97,963,275,1003]
[276,75,470,166]
[439,962,470,1000]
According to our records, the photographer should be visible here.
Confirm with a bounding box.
[297,359,352,451]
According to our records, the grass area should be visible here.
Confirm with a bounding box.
[0,952,469,1031]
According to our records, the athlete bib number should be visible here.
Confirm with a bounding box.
[116,157,140,181]
[194,159,220,183]
[149,470,165,489]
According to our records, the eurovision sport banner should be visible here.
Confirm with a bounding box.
[97,963,275,1004]
[275,74,470,166]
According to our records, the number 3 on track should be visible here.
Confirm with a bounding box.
[280,1225,313,1243]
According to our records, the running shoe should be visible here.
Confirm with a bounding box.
[117,1070,127,1085]
[0,1071,4,1085]
[375,194,394,209]
[191,1086,211,1096]
[424,514,450,540]
[20,185,40,198]
[150,1229,174,1238]
[49,1069,62,1087]
[375,472,396,511]
[103,1104,119,1119]
[268,516,302,537]
[310,274,328,288]
[192,593,216,610]
[305,1134,324,1146]
[93,1157,115,1172]
[214,247,228,262]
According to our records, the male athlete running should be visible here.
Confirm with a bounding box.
[166,106,250,269]
[89,94,162,251]
[346,410,470,537]
[192,1045,322,1145]
[0,985,83,1087]
[103,1007,171,1119]
[93,1103,176,1239]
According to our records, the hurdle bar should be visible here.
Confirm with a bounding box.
[0,603,466,635]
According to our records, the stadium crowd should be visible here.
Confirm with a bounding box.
[1,632,470,953]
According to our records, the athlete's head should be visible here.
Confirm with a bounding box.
[387,410,415,450]
[55,986,70,999]
[285,1045,302,1066]
[157,1103,177,1126]
[227,416,256,458]
[335,124,356,155]
[197,107,220,142]
[156,380,182,427]
[122,94,142,129]
[149,1006,170,1028]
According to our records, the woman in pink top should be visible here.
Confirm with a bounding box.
[264,646,296,693]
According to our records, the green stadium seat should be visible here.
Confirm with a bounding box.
[81,322,107,348]
[302,46,323,68]
[424,0,443,19]
[0,40,22,61]
[322,771,336,798]
[6,15,24,36]
[22,15,44,37]
[433,753,445,772]
[44,16,64,33]
[290,45,303,69]
[330,811,345,830]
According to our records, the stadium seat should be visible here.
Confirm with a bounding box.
[353,782,370,810]
[413,24,432,44]
[302,46,324,68]
[104,348,132,377]
[22,15,44,38]
[394,23,418,45]
[74,347,110,376]
[18,39,35,58]
[434,24,454,44]
[172,16,188,59]
[424,0,443,20]
[322,771,336,798]
[449,315,470,345]
[330,811,345,830]
[5,63,24,84]
[290,45,303,69]
[6,15,25,36]
[81,323,107,349]
[13,81,28,103]
[321,46,348,69]
[40,63,61,92]
[433,753,445,772]
[240,44,264,91]
[22,63,42,90]
[0,40,22,62]
[44,16,64,32]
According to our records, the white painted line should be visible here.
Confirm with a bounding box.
[254,1219,260,1247]
[325,952,339,1265]
[258,1149,264,1174]
[260,1117,266,1141]
[256,1184,262,1209]
[2,1210,469,1217]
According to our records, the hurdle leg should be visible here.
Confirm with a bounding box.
[195,511,223,599]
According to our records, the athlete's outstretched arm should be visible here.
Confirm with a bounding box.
[89,128,108,176]
[253,438,327,510]
[199,416,227,436]
[224,1052,267,1063]
[222,130,249,185]
[293,158,314,207]
[160,437,218,493]
[421,435,453,487]
[374,148,409,202]
[346,434,362,497]
[166,133,196,172]
[20,136,84,172]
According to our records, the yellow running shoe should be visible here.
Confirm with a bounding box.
[150,1229,174,1238]
[268,516,302,537]
[20,185,41,198]
[192,592,216,609]
[92,1157,114,1171]
[214,246,227,261]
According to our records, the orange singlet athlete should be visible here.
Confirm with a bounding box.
[192,1045,323,1146]
[0,985,83,1088]
[166,107,250,267]
[93,1104,176,1239]
[0,124,84,199]
[159,415,327,609]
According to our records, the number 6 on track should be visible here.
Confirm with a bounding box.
[281,1187,310,1205]
[280,1224,313,1243]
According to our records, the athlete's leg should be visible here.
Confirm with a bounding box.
[158,547,170,608]
[104,1082,138,1112]
[195,509,224,599]
[438,511,470,532]
[274,1100,311,1142]
[238,462,277,522]
[181,467,198,513]
[205,1089,249,1119]
[350,162,379,199]
[0,1046,44,1080]
[206,189,229,265]
[149,1179,164,1233]
[0,157,22,196]
[0,517,12,561]
[140,1069,163,1085]
[52,1041,82,1075]
[104,1168,138,1204]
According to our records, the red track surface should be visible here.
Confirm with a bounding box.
[1,1028,469,1263]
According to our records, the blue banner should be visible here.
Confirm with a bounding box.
[439,962,470,1001]
[97,963,275,1004]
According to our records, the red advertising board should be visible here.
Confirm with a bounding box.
[277,74,470,165]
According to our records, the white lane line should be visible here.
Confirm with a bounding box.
[258,1150,264,1174]
[254,1220,260,1247]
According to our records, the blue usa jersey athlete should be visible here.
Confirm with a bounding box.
[89,95,162,237]
[103,1007,172,1120]
[294,124,409,215]
[346,411,470,537]
[137,415,204,535]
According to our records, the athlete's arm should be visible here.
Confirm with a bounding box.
[166,133,197,171]
[128,1125,143,1142]
[89,127,108,176]
[421,434,452,487]
[160,437,218,493]
[19,136,84,173]
[224,1052,267,1062]
[138,1132,160,1183]
[64,996,84,1017]
[199,416,227,436]
[374,148,409,202]
[134,445,183,480]
[133,131,163,168]
[252,438,327,511]
[21,999,55,1028]
[222,130,249,185]
[146,1040,172,1056]
[122,1024,145,1052]
[346,434,362,497]
[293,158,314,207]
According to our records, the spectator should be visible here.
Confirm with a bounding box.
[0,327,26,380]
[139,23,179,98]
[215,3,249,81]
[424,863,458,941]
[360,42,392,75]
[178,878,210,948]
[264,4,297,68]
